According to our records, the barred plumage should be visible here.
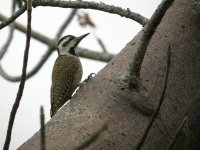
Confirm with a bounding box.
[50,55,82,117]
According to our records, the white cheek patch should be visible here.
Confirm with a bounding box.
[58,40,77,55]
[67,40,76,48]
[58,47,67,55]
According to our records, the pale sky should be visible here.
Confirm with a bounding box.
[0,0,161,149]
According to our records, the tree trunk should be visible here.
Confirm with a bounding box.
[19,0,200,149]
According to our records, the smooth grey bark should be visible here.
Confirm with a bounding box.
[19,0,200,149]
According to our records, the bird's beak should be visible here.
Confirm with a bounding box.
[76,33,90,42]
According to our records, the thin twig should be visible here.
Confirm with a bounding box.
[96,37,107,53]
[3,0,32,149]
[128,0,174,90]
[0,47,53,82]
[40,106,46,150]
[74,123,108,150]
[32,0,148,26]
[56,9,78,38]
[0,24,15,59]
[78,12,108,53]
[0,4,26,30]
[56,0,83,39]
[167,116,188,150]
[0,0,16,59]
[134,45,172,150]
[0,13,54,46]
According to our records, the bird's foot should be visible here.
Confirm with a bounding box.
[79,73,96,89]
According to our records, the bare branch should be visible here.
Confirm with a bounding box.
[0,4,26,30]
[74,123,108,150]
[128,0,174,90]
[134,45,171,150]
[3,0,32,149]
[0,0,16,59]
[32,0,148,26]
[40,106,46,150]
[77,47,113,62]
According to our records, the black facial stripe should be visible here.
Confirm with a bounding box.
[68,40,81,56]
[69,47,77,56]
[58,35,75,46]
[58,36,68,46]
[62,38,73,47]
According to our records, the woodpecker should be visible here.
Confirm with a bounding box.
[50,33,89,117]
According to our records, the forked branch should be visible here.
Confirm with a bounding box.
[0,4,26,30]
[128,0,174,90]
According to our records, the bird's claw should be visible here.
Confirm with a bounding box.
[79,73,96,89]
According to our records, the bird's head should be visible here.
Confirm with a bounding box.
[57,33,89,56]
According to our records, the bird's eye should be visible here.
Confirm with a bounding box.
[62,41,70,47]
